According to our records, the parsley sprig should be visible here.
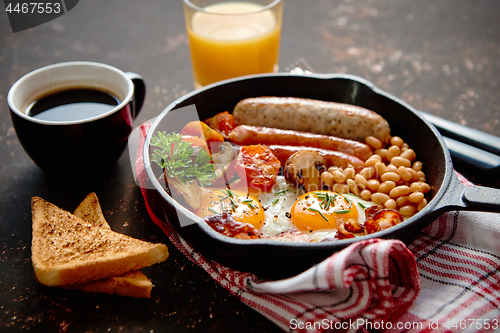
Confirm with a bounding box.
[150,131,216,187]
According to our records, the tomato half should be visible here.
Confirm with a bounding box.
[181,121,224,144]
[180,120,224,154]
[204,111,236,137]
[235,145,281,193]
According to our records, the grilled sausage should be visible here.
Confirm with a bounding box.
[268,145,365,171]
[228,125,373,161]
[233,97,391,145]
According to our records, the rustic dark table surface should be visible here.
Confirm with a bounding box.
[1,1,499,332]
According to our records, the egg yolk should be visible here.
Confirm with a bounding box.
[196,188,265,230]
[290,191,359,232]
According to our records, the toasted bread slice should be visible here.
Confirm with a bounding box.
[31,196,169,287]
[73,192,110,230]
[62,270,153,298]
[69,193,153,298]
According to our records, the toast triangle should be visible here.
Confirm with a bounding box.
[65,193,153,298]
[73,192,110,230]
[31,196,169,287]
[62,270,153,298]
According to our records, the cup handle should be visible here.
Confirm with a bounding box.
[126,72,146,119]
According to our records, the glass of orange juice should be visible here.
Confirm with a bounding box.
[183,0,283,88]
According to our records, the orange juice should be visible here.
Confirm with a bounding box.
[186,2,282,88]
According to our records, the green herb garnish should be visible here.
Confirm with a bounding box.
[208,207,219,214]
[313,192,339,211]
[218,195,229,202]
[150,131,216,187]
[334,209,351,214]
[220,189,239,198]
[229,197,237,212]
[307,207,329,222]
[274,189,288,196]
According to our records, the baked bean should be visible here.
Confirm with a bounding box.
[409,191,424,203]
[386,164,398,173]
[365,157,379,167]
[408,168,420,182]
[332,183,348,194]
[417,198,428,211]
[344,167,356,180]
[378,180,396,194]
[332,170,346,183]
[396,195,409,207]
[391,156,411,168]
[410,182,423,192]
[381,172,400,183]
[411,182,430,194]
[367,179,380,192]
[359,166,376,179]
[355,174,368,188]
[374,162,387,176]
[387,145,401,161]
[360,189,372,201]
[384,199,397,210]
[347,179,361,196]
[420,182,431,193]
[400,148,416,162]
[398,166,413,182]
[390,185,411,198]
[321,171,334,187]
[328,166,340,173]
[371,192,390,205]
[390,136,404,147]
[412,161,423,172]
[417,171,426,182]
[365,136,382,149]
[374,148,388,160]
[400,204,417,217]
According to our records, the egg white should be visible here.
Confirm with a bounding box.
[257,176,304,237]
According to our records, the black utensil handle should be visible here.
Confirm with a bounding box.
[463,185,500,210]
[421,111,500,156]
[443,136,500,172]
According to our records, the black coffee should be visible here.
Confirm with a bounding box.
[28,88,120,122]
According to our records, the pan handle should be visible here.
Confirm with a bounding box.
[435,173,500,213]
[462,185,500,210]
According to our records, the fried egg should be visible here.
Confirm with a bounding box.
[197,176,376,241]
[291,191,359,230]
[290,191,373,241]
[258,177,374,241]
[196,188,265,230]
